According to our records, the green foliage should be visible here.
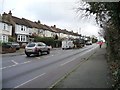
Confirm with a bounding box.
[92,38,98,43]
[0,41,2,46]
[34,36,62,47]
[8,37,15,42]
[83,2,120,89]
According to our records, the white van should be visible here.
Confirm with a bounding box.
[62,40,74,50]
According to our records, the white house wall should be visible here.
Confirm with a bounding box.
[28,28,33,35]
[33,28,39,35]
[45,30,52,37]
[0,22,12,35]
[15,24,29,35]
[38,29,44,37]
[60,33,68,38]
[0,22,2,34]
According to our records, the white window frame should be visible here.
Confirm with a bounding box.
[2,35,8,42]
[3,23,8,30]
[21,26,23,31]
[17,35,26,42]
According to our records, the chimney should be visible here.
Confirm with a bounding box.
[38,20,41,24]
[8,10,12,16]
[53,25,56,28]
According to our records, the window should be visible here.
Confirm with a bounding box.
[38,44,43,46]
[21,26,23,31]
[17,35,26,42]
[3,36,5,42]
[27,43,35,47]
[39,30,43,33]
[24,27,26,31]
[2,35,8,42]
[3,23,7,30]
[17,35,20,41]
[22,36,25,41]
[38,43,46,46]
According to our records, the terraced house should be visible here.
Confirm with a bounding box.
[0,14,12,42]
[1,11,81,45]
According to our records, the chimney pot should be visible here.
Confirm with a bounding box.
[53,25,56,28]
[38,20,41,23]
[9,10,12,16]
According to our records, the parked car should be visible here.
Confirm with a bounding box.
[8,42,20,50]
[62,39,74,50]
[2,43,16,53]
[86,41,92,45]
[25,42,50,57]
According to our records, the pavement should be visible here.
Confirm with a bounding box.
[52,44,112,88]
[2,48,61,57]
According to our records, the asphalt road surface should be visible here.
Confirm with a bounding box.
[2,44,98,89]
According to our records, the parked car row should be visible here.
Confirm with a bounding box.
[86,41,92,45]
[7,42,20,50]
[61,39,93,50]
[2,43,17,53]
[2,40,93,56]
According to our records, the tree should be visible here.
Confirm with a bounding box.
[77,1,120,89]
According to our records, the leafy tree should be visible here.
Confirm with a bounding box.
[77,1,120,89]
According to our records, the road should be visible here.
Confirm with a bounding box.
[2,44,98,89]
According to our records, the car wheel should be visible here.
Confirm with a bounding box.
[38,51,42,56]
[26,53,31,57]
[16,48,20,50]
[47,50,50,54]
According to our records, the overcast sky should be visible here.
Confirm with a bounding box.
[0,0,100,37]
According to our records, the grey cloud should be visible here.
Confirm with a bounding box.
[24,1,76,23]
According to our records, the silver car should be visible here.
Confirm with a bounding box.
[25,42,50,57]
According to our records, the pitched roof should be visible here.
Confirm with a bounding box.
[73,32,80,36]
[21,18,36,28]
[42,24,53,32]
[11,16,31,27]
[60,29,70,34]
[55,28,62,33]
[50,26,62,33]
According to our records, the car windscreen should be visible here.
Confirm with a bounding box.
[27,43,35,47]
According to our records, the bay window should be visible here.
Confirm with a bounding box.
[17,35,26,42]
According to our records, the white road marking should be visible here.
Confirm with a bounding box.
[61,59,74,66]
[79,45,98,56]
[22,61,31,64]
[51,55,54,56]
[0,61,32,70]
[36,57,41,59]
[11,60,18,65]
[60,46,98,66]
[14,73,46,88]
[0,64,17,70]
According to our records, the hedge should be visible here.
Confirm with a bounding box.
[34,36,62,48]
